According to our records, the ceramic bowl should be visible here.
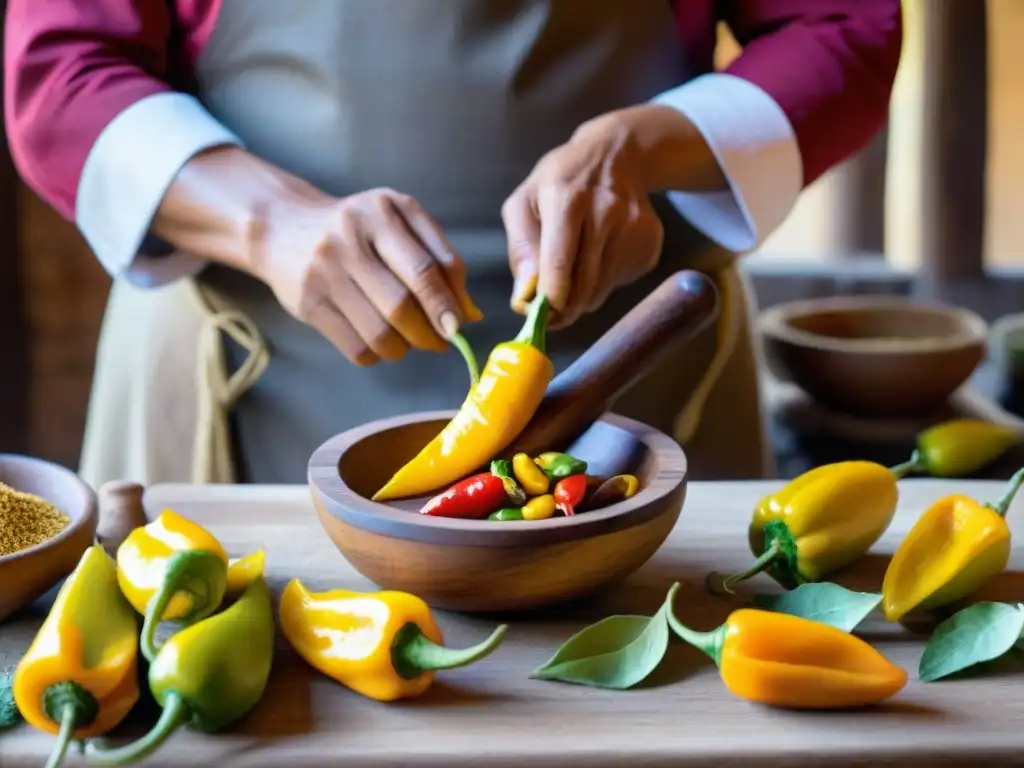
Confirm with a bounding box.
[308,411,687,612]
[759,296,987,418]
[0,454,98,622]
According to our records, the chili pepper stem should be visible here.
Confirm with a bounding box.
[706,539,782,595]
[43,704,78,768]
[40,681,99,768]
[664,583,726,665]
[141,549,225,662]
[448,331,480,387]
[513,294,550,354]
[84,693,189,766]
[986,466,1024,517]
[391,623,508,680]
[490,459,526,506]
[890,449,928,480]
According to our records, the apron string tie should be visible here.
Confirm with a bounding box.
[673,266,738,446]
[188,281,270,484]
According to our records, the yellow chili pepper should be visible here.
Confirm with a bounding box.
[665,584,907,709]
[225,549,266,598]
[14,545,140,768]
[892,418,1021,478]
[881,467,1024,622]
[116,510,229,662]
[373,295,554,501]
[709,461,899,593]
[512,452,550,496]
[279,579,507,702]
[585,474,640,509]
[521,493,557,520]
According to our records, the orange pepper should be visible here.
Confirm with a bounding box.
[665,584,907,709]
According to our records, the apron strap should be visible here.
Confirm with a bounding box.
[187,281,270,484]
[673,266,739,445]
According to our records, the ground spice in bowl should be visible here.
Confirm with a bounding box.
[0,482,70,556]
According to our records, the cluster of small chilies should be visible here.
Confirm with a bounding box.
[418,451,639,521]
[10,513,507,768]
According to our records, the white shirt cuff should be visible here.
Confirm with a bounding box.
[76,92,243,288]
[652,73,803,253]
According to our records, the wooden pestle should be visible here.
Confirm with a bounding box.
[509,270,719,458]
[96,480,147,557]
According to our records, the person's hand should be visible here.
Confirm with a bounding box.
[502,113,664,328]
[254,187,482,366]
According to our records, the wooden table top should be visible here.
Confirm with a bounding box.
[4,479,1024,767]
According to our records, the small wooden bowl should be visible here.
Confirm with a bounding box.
[760,296,987,418]
[0,455,98,622]
[309,411,687,612]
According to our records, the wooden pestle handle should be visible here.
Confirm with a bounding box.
[510,270,719,456]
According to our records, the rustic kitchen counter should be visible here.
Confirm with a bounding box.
[3,479,1024,767]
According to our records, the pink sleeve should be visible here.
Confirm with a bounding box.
[720,0,903,186]
[3,0,174,219]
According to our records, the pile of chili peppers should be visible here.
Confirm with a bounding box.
[707,417,1024,625]
[417,451,640,521]
[12,512,272,768]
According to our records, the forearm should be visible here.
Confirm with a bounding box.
[151,146,332,277]
[577,105,728,194]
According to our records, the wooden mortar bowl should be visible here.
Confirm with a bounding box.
[760,296,987,418]
[309,412,687,612]
[0,455,98,622]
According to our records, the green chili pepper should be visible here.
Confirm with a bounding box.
[490,459,526,506]
[84,578,275,765]
[534,452,587,480]
[488,507,525,521]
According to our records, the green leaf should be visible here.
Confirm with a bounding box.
[532,599,672,689]
[919,602,1024,682]
[0,666,22,729]
[752,583,882,632]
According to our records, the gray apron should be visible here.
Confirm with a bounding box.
[79,0,775,487]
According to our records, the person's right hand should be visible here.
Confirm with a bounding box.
[253,187,482,366]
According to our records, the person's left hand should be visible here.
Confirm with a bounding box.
[502,114,664,328]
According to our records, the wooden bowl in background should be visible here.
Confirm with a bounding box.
[0,455,97,622]
[308,411,687,612]
[759,296,987,418]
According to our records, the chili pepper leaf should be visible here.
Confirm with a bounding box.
[532,604,671,689]
[752,583,882,632]
[0,666,22,729]
[919,602,1024,682]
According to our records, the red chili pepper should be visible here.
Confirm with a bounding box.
[419,460,525,519]
[553,474,588,517]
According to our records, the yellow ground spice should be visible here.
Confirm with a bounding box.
[0,482,70,557]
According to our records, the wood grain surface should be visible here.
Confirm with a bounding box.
[4,479,1024,767]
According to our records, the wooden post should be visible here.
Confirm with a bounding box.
[0,0,29,454]
[918,0,988,287]
[831,128,889,257]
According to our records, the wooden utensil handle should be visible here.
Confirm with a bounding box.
[510,270,719,456]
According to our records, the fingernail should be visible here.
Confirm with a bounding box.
[439,310,460,340]
[512,271,538,305]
